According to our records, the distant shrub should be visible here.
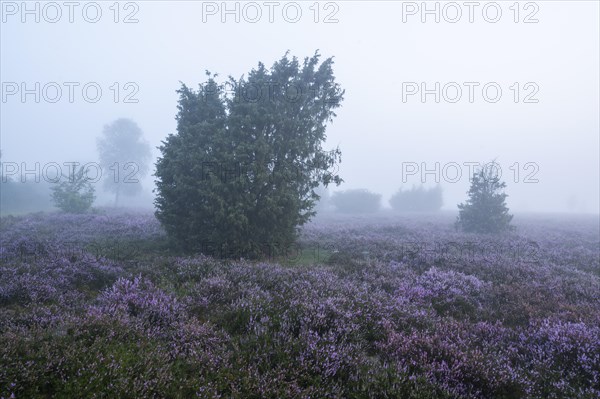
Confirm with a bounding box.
[331,189,381,213]
[0,180,54,215]
[51,166,96,213]
[456,161,513,234]
[389,185,443,212]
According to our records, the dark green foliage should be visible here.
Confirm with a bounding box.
[97,118,152,207]
[50,166,95,213]
[154,52,344,257]
[456,162,514,233]
[390,185,443,212]
[331,189,381,213]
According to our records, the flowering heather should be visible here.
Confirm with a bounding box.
[1,210,599,398]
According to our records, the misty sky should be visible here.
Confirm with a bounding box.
[1,1,599,213]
